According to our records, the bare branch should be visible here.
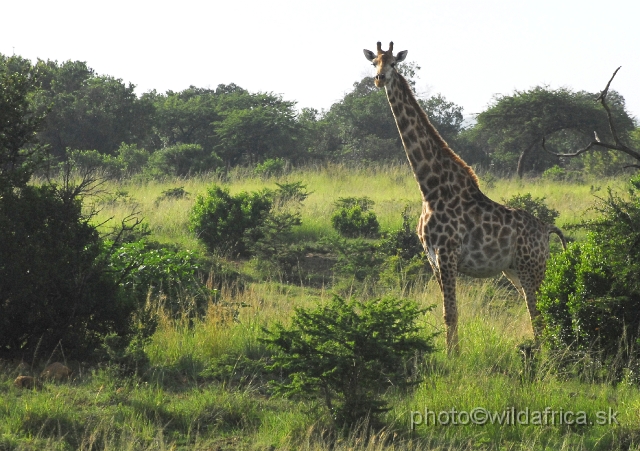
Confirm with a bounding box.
[541,67,640,170]
[598,66,622,147]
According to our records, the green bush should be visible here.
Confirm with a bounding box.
[189,184,273,257]
[0,184,133,359]
[108,240,208,316]
[254,157,287,177]
[378,206,424,261]
[146,143,222,177]
[262,295,435,427]
[538,176,640,359]
[115,143,150,175]
[67,149,123,177]
[330,237,384,283]
[502,192,560,225]
[331,197,380,238]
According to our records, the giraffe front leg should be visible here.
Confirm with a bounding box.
[437,253,459,354]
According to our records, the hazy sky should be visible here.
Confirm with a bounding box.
[2,0,639,121]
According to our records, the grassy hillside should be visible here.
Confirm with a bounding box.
[2,166,637,450]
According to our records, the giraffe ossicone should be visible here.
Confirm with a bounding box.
[364,41,566,353]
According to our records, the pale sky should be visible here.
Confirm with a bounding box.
[2,0,639,121]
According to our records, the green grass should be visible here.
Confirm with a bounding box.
[4,166,639,450]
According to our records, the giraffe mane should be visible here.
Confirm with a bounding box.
[395,71,480,188]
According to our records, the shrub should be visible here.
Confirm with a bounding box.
[262,295,435,427]
[189,184,273,257]
[538,176,640,360]
[541,165,568,182]
[155,186,190,205]
[254,157,287,177]
[0,184,133,359]
[378,205,424,261]
[502,192,560,225]
[115,143,150,175]
[248,182,310,278]
[108,240,208,316]
[331,197,380,238]
[67,149,123,178]
[146,143,222,177]
[330,237,384,283]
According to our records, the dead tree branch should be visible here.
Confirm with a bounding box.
[542,67,640,167]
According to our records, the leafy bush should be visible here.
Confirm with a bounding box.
[115,143,150,175]
[146,143,222,177]
[108,240,209,316]
[378,206,424,261]
[67,149,123,177]
[262,295,435,427]
[189,184,273,257]
[254,157,287,177]
[155,186,190,205]
[541,165,568,182]
[538,176,640,359]
[248,182,310,279]
[0,184,132,359]
[502,192,560,225]
[330,237,384,283]
[331,197,380,238]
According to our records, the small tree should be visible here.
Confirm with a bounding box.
[538,175,640,360]
[331,197,380,238]
[189,184,273,257]
[263,295,435,427]
[543,67,640,173]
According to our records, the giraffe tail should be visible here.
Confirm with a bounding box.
[548,225,567,250]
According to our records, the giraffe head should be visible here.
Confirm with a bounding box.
[363,41,407,88]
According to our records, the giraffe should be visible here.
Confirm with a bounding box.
[363,42,566,352]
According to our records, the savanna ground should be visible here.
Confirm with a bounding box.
[2,163,639,450]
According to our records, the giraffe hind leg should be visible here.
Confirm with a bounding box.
[504,269,544,338]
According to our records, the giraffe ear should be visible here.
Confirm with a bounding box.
[395,50,408,62]
[363,49,376,62]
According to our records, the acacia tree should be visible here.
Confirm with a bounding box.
[471,84,635,177]
[542,67,640,171]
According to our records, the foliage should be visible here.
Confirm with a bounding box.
[32,59,152,159]
[146,143,223,177]
[471,86,636,176]
[329,237,384,285]
[0,55,47,193]
[418,93,465,143]
[108,240,209,316]
[115,143,150,175]
[331,197,380,238]
[262,295,435,426]
[541,164,569,182]
[213,91,301,165]
[378,206,424,260]
[247,182,310,278]
[189,184,273,257]
[0,184,132,359]
[502,192,560,225]
[378,206,430,290]
[144,85,222,154]
[254,157,287,177]
[539,176,640,358]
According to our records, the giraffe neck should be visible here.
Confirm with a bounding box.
[384,72,481,202]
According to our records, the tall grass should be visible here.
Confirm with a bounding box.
[5,167,638,449]
[90,163,621,249]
